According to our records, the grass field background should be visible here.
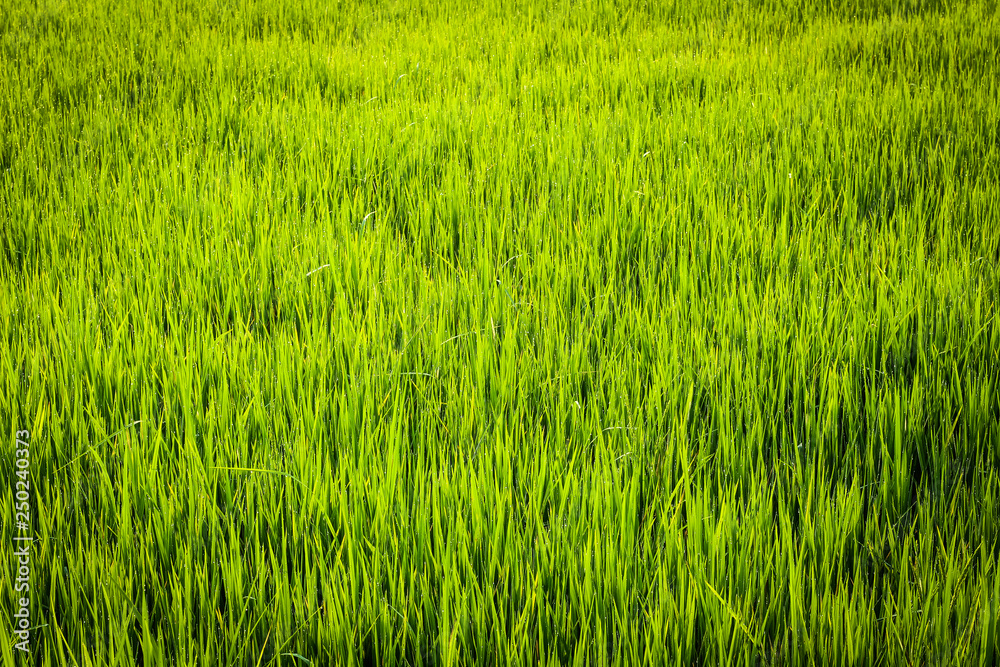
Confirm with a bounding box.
[2,0,999,664]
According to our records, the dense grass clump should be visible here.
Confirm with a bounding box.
[2,0,999,664]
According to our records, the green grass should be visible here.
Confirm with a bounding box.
[1,0,999,664]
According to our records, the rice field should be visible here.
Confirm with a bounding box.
[1,0,999,664]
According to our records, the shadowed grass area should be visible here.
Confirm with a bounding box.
[1,0,998,664]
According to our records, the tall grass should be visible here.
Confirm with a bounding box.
[1,0,999,664]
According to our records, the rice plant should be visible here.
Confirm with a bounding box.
[1,0,998,664]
